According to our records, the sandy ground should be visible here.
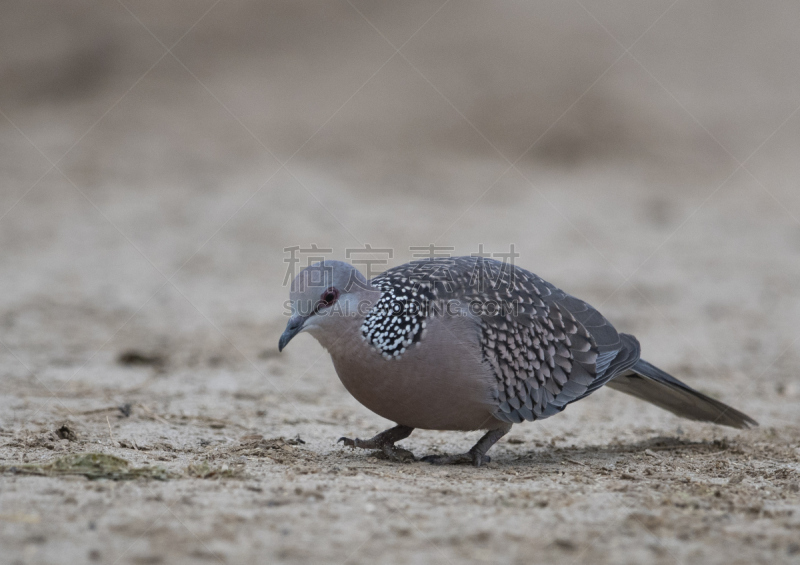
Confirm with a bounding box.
[2,2,800,564]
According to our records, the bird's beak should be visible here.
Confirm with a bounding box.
[278,314,307,352]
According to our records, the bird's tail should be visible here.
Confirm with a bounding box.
[606,359,758,429]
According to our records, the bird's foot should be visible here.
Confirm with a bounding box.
[338,425,416,463]
[337,436,416,463]
[338,436,380,450]
[375,445,416,463]
[420,452,491,467]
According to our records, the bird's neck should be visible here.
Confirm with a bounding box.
[312,313,364,353]
[309,288,381,357]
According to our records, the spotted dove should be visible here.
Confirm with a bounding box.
[279,257,757,466]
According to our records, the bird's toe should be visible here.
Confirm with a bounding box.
[420,453,472,466]
[378,445,416,463]
[338,436,358,448]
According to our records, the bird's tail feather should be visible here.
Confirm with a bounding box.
[606,359,758,429]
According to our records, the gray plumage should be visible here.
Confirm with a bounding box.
[279,257,756,466]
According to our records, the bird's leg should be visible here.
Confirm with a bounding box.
[338,424,416,462]
[421,427,509,467]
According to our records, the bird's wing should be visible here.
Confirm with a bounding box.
[462,258,641,422]
[368,257,640,421]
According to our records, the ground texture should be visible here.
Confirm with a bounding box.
[2,2,800,564]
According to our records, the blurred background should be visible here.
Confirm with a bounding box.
[2,0,799,385]
[2,2,800,563]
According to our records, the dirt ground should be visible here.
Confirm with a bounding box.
[2,2,800,564]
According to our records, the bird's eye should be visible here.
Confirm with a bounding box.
[321,287,339,306]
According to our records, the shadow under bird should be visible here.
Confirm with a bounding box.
[279,257,757,466]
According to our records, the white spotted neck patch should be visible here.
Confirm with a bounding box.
[361,279,430,359]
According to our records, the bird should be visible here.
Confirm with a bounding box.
[278,257,757,466]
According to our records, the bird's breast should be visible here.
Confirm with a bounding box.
[326,314,503,431]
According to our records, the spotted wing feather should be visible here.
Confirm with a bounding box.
[468,259,641,423]
[364,257,640,422]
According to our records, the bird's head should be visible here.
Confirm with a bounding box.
[279,260,378,352]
